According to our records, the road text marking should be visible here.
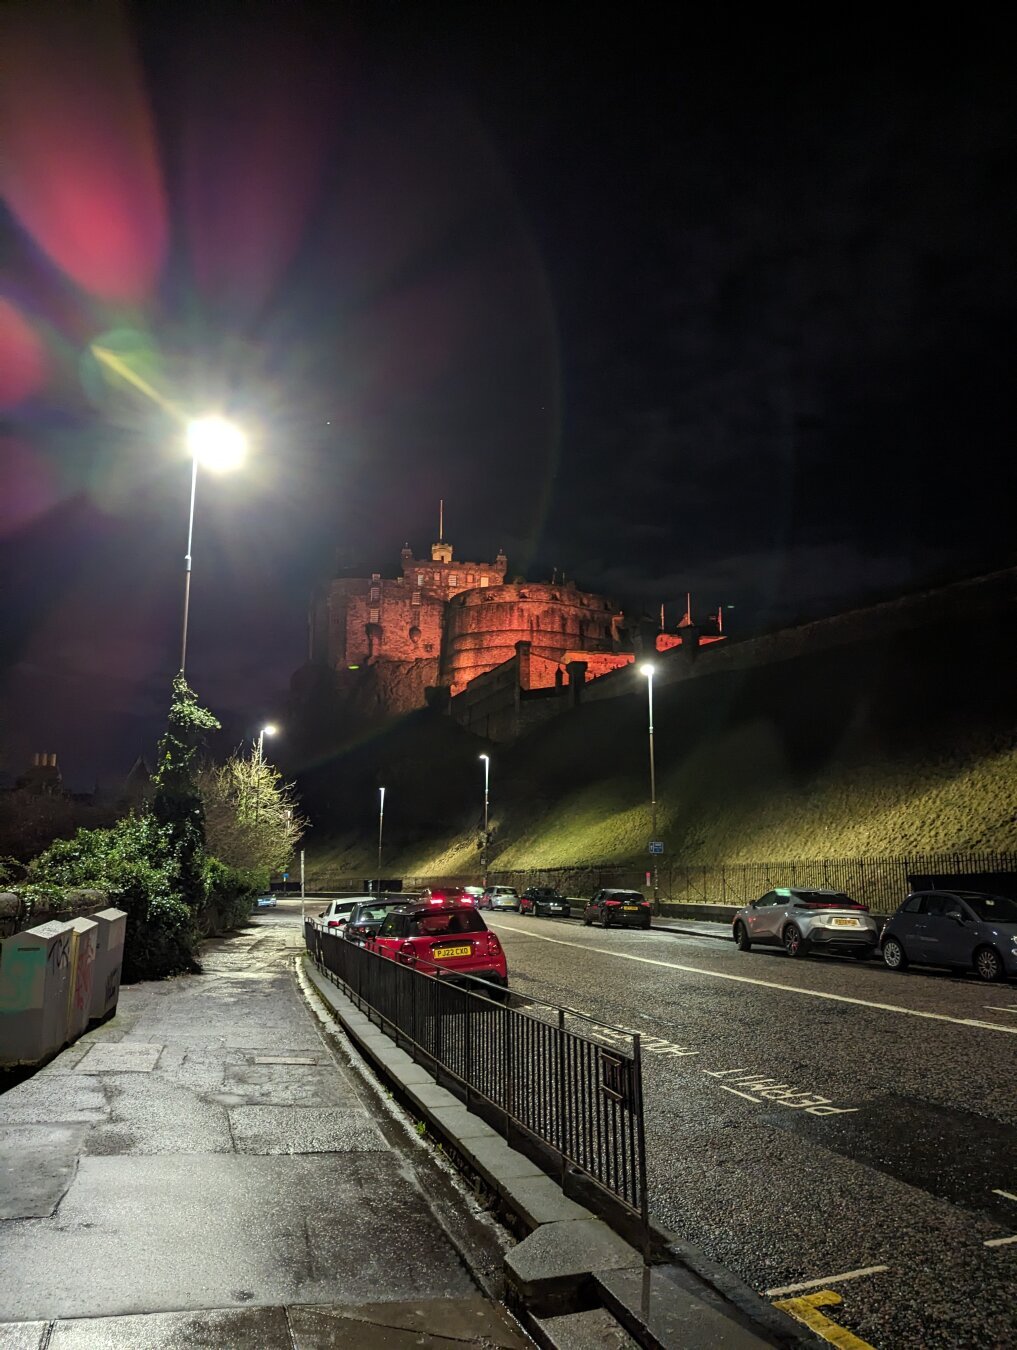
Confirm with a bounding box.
[489,921,1017,1034]
[766,1266,889,1297]
[719,1085,761,1102]
[992,1188,1017,1202]
[984,1235,1017,1248]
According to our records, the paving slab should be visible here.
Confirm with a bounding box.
[73,1043,163,1074]
[0,1323,47,1350]
[0,1124,87,1219]
[289,1297,528,1349]
[596,1265,776,1348]
[46,1305,293,1349]
[0,1076,107,1125]
[535,1307,640,1349]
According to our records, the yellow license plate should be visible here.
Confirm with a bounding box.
[831,918,858,927]
[433,945,472,959]
[623,905,640,912]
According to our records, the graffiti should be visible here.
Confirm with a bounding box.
[73,942,95,1012]
[105,967,120,1007]
[47,932,71,974]
[0,944,45,1012]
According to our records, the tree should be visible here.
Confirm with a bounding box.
[198,748,304,878]
[152,674,220,903]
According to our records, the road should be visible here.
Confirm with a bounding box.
[481,910,1017,1350]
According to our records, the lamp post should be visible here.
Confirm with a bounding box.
[479,754,490,888]
[254,724,277,824]
[377,786,385,890]
[180,416,246,675]
[640,664,659,913]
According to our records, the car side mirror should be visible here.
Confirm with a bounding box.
[946,910,965,924]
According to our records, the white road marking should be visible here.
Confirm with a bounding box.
[992,1189,1017,1202]
[765,1266,889,1297]
[488,920,1017,1034]
[984,1005,1017,1014]
[719,1085,761,1102]
[983,1235,1017,1248]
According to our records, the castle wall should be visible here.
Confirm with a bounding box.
[441,583,622,693]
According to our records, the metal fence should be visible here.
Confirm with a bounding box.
[305,920,649,1247]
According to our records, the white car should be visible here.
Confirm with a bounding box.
[732,888,878,959]
[316,896,376,932]
[481,886,520,912]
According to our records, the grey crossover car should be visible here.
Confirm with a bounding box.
[881,890,1017,982]
[733,888,878,959]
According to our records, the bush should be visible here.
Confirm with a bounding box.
[199,857,262,934]
[25,814,199,981]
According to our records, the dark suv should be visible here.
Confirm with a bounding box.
[583,889,651,930]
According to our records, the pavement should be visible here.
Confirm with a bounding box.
[486,911,1017,1350]
[0,913,527,1348]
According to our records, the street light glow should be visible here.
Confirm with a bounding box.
[479,753,489,762]
[640,663,655,677]
[187,415,246,473]
[261,723,278,738]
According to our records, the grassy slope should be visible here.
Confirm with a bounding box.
[300,610,1017,876]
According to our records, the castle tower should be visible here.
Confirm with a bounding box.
[431,497,453,563]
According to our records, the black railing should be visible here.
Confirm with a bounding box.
[304,920,650,1248]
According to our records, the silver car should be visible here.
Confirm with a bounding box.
[482,886,521,912]
[733,888,878,959]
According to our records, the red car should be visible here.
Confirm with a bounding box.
[370,904,508,995]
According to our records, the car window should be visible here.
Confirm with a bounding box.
[755,892,777,908]
[958,893,1017,923]
[378,914,407,937]
[902,895,923,913]
[921,894,958,917]
[411,911,486,937]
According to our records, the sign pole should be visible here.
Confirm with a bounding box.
[300,849,305,924]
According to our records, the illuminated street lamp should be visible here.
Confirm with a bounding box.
[479,754,491,888]
[180,416,247,674]
[640,663,659,913]
[257,723,278,760]
[377,786,386,890]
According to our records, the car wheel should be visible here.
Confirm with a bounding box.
[783,923,809,958]
[733,921,751,951]
[974,946,1005,982]
[641,919,651,930]
[882,936,908,971]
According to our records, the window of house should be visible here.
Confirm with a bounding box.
[449,573,458,586]
[370,587,379,602]
[480,575,489,587]
[369,607,379,624]
[416,573,424,587]
[411,591,421,606]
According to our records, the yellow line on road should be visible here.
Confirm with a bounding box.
[488,920,1017,1034]
[772,1290,877,1349]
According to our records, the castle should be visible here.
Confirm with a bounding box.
[297,515,722,733]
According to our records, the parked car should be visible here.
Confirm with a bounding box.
[317,897,373,932]
[880,890,1017,982]
[480,885,521,912]
[343,898,411,945]
[732,888,878,959]
[583,889,652,929]
[423,886,470,906]
[521,887,570,918]
[370,903,508,994]
[462,886,485,905]
[254,894,277,909]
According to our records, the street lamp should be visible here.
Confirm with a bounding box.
[256,723,278,760]
[640,664,659,914]
[180,416,246,675]
[479,754,490,888]
[377,786,386,890]
[254,724,277,824]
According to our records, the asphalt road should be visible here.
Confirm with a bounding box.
[481,911,1017,1350]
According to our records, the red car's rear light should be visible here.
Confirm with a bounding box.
[605,900,622,907]
[796,901,867,911]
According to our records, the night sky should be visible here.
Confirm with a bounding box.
[1,3,1015,787]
